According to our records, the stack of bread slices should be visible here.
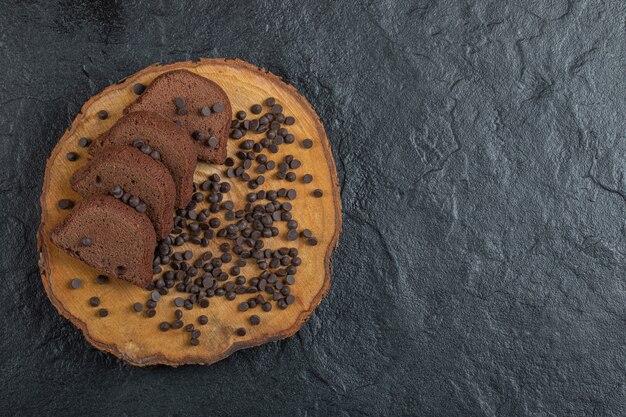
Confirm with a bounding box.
[51,70,232,288]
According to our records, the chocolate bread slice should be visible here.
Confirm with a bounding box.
[71,144,175,239]
[91,111,195,208]
[51,195,156,288]
[125,70,231,164]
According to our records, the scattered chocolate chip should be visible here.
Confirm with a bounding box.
[58,199,74,209]
[98,308,109,317]
[264,97,276,106]
[78,137,91,148]
[190,338,200,346]
[239,302,249,312]
[307,237,318,246]
[287,229,299,241]
[66,152,78,161]
[262,302,272,312]
[97,110,108,120]
[133,83,146,95]
[249,315,260,325]
[174,297,185,307]
[302,139,313,148]
[236,327,247,336]
[133,302,143,312]
[146,308,157,318]
[70,278,82,289]
[212,103,224,113]
[151,290,161,302]
[96,275,108,284]
[89,297,100,307]
[198,315,208,325]
[175,97,186,108]
[313,189,323,198]
[200,106,211,117]
[159,322,171,331]
[207,137,218,148]
[251,104,262,114]
[301,229,313,238]
[192,130,204,141]
[177,107,188,116]
[284,116,295,125]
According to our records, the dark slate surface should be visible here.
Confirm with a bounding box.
[1,0,625,415]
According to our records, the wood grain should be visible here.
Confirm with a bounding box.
[37,58,341,366]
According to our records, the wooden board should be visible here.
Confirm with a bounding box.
[37,58,341,366]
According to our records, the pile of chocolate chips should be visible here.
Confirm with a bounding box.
[133,97,325,346]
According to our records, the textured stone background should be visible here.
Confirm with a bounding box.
[1,0,625,415]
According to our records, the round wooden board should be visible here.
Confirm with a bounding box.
[38,58,341,366]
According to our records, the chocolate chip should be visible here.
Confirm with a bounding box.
[271,104,283,114]
[133,302,143,312]
[146,308,156,318]
[264,97,275,106]
[251,104,262,114]
[177,107,188,116]
[207,136,218,148]
[236,328,246,336]
[192,130,204,141]
[97,110,108,120]
[301,229,313,238]
[302,139,313,148]
[313,189,323,198]
[172,320,183,329]
[199,298,210,308]
[78,137,91,148]
[151,290,161,302]
[198,315,208,325]
[249,315,260,325]
[70,278,82,289]
[287,229,299,241]
[302,174,313,184]
[174,297,185,307]
[262,302,272,312]
[231,129,243,139]
[200,106,211,117]
[307,237,318,246]
[89,297,100,307]
[96,275,108,284]
[98,308,109,317]
[66,152,78,161]
[287,189,297,200]
[212,103,224,113]
[80,237,92,246]
[238,302,249,312]
[190,338,200,346]
[133,83,145,95]
[175,97,186,108]
[58,199,74,209]
[135,203,147,213]
[236,110,246,120]
[159,322,170,331]
[284,116,295,125]
[286,172,296,182]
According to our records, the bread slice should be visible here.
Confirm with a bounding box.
[91,111,195,208]
[71,144,175,239]
[124,70,231,164]
[51,195,156,288]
